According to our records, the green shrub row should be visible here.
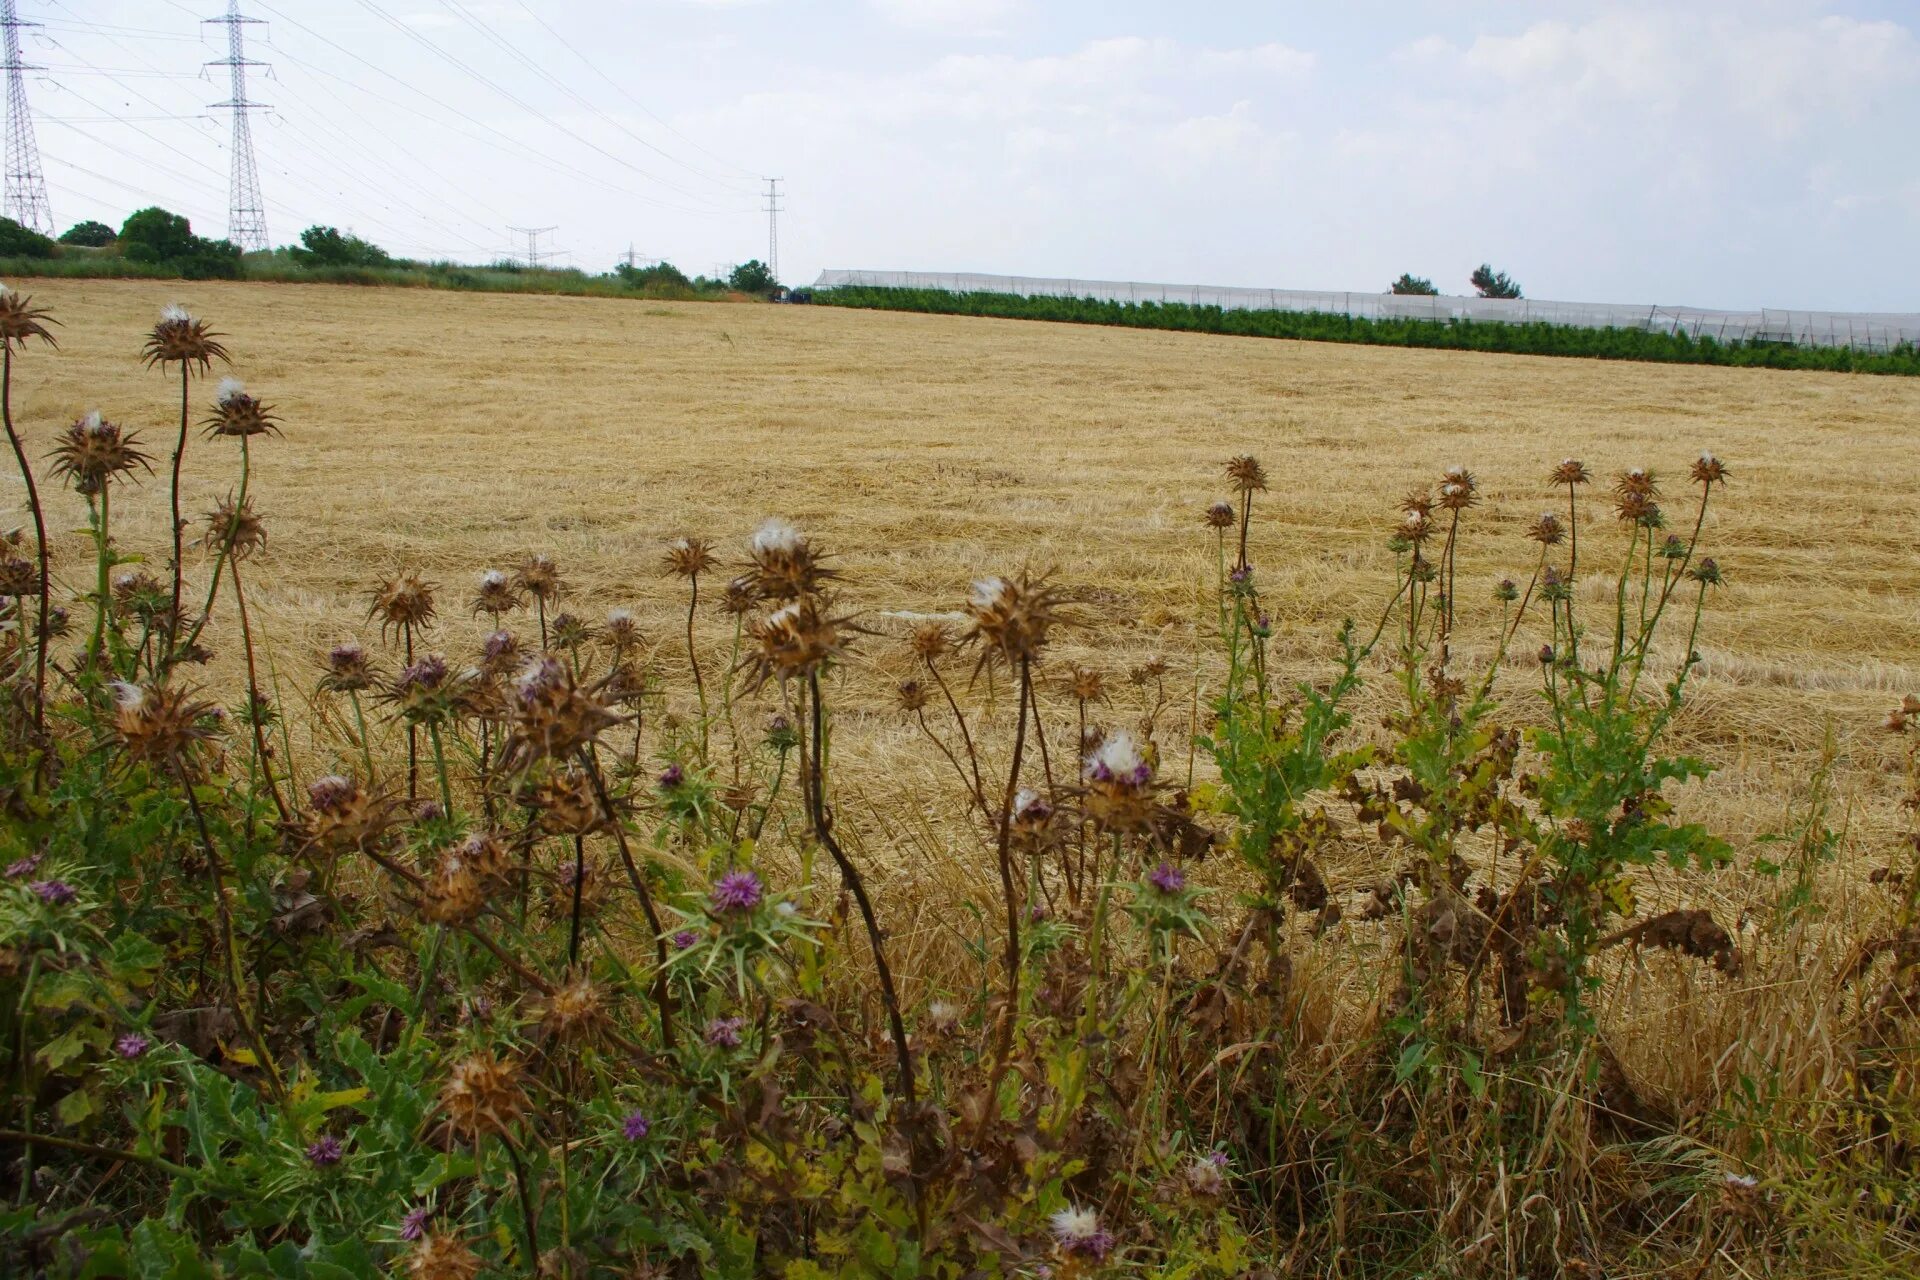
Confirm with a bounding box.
[817,285,1920,376]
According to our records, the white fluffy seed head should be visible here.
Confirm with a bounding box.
[1050,1206,1101,1243]
[160,303,191,324]
[82,410,104,433]
[109,681,147,711]
[969,576,1010,611]
[1087,729,1145,780]
[481,568,507,588]
[216,376,246,405]
[750,518,799,557]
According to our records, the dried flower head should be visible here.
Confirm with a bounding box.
[718,575,756,617]
[470,569,523,618]
[1437,465,1478,511]
[382,655,467,727]
[142,304,228,372]
[302,773,398,853]
[1082,729,1157,833]
[602,607,641,650]
[1186,1153,1228,1197]
[1690,452,1729,487]
[704,1016,745,1048]
[662,535,717,579]
[1068,665,1105,703]
[0,554,39,597]
[420,843,488,925]
[405,1231,484,1280]
[0,285,56,352]
[437,1051,527,1144]
[1526,510,1565,546]
[741,596,854,690]
[527,765,603,836]
[744,518,834,601]
[1550,458,1592,487]
[533,974,610,1048]
[501,656,625,769]
[1225,455,1268,494]
[111,681,222,774]
[909,619,953,662]
[201,493,267,560]
[514,553,562,603]
[48,411,152,493]
[965,570,1068,669]
[893,677,928,714]
[369,572,437,643]
[1204,501,1236,530]
[480,629,520,675]
[550,611,590,650]
[202,379,279,439]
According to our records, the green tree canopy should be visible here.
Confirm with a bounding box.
[728,259,777,294]
[1470,264,1522,299]
[0,217,55,259]
[1390,273,1439,296]
[58,220,116,248]
[286,225,392,269]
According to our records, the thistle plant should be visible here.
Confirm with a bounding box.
[0,286,56,744]
[142,305,229,659]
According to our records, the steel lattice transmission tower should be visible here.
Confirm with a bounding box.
[205,1,270,252]
[763,177,782,283]
[1,0,52,237]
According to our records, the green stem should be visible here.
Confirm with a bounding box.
[1,347,50,752]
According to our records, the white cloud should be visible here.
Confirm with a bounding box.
[868,0,1023,33]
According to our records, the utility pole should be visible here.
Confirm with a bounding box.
[507,225,557,269]
[763,177,782,282]
[1,0,51,236]
[204,1,270,252]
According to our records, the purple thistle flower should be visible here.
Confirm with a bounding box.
[398,654,448,691]
[709,869,762,915]
[622,1111,651,1141]
[672,929,701,950]
[4,854,41,878]
[705,1016,744,1048]
[1050,1206,1115,1259]
[1147,862,1184,894]
[400,1206,431,1242]
[414,801,444,823]
[658,764,684,789]
[306,1134,344,1167]
[1207,1150,1230,1168]
[29,880,75,905]
[116,1033,150,1059]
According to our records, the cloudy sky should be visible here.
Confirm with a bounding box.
[34,0,1920,309]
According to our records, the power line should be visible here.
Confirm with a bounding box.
[764,177,782,283]
[204,1,269,251]
[3,0,53,234]
[506,224,557,269]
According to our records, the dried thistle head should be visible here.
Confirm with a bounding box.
[48,412,151,493]
[550,612,590,650]
[1436,464,1478,512]
[420,844,487,925]
[1204,501,1236,530]
[662,536,717,580]
[501,656,625,769]
[0,285,56,353]
[141,304,228,372]
[405,1232,484,1280]
[1526,511,1565,546]
[302,773,398,853]
[381,655,470,728]
[532,974,610,1048]
[479,628,521,676]
[369,572,437,643]
[201,378,278,439]
[544,852,606,921]
[514,553,562,603]
[1690,452,1729,487]
[436,1051,527,1144]
[895,678,929,714]
[1612,467,1658,504]
[1399,507,1432,544]
[744,518,833,601]
[1081,728,1159,833]
[909,620,953,663]
[741,596,854,690]
[318,641,375,693]
[1550,458,1592,487]
[1068,665,1105,703]
[1225,455,1268,494]
[0,554,39,597]
[527,764,603,836]
[111,681,222,775]
[201,493,267,560]
[601,607,641,650]
[965,570,1068,669]
[470,569,523,618]
[717,576,756,617]
[113,570,167,621]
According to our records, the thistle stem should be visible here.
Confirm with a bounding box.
[576,747,675,1048]
[1,348,49,752]
[166,362,189,658]
[979,656,1032,1133]
[229,557,288,823]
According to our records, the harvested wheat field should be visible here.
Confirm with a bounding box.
[8,278,1920,1274]
[19,277,1917,823]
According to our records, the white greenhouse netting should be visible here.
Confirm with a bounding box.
[813,270,1920,353]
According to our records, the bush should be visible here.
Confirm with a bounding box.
[285,225,392,269]
[1390,273,1438,295]
[0,217,54,259]
[58,220,115,248]
[728,258,777,294]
